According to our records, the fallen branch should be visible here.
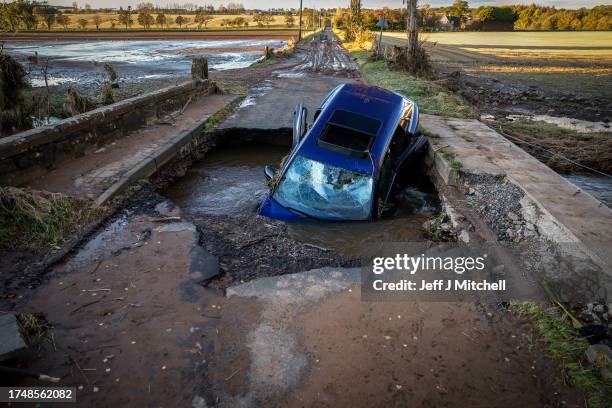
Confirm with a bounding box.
[70,300,100,315]
[224,367,241,381]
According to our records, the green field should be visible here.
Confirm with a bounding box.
[384,31,612,48]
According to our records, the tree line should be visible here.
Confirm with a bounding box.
[334,2,611,32]
[1,1,610,32]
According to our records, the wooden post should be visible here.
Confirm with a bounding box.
[407,0,418,58]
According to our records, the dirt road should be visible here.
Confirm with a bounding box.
[220,29,360,130]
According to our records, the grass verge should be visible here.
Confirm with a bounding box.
[511,301,612,408]
[0,187,104,253]
[202,96,243,132]
[341,37,476,118]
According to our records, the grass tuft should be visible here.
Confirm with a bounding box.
[202,97,243,132]
[16,313,51,348]
[511,301,612,408]
[0,187,104,253]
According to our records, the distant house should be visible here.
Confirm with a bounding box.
[439,15,461,31]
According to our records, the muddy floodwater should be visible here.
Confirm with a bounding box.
[4,39,285,89]
[565,174,612,208]
[163,144,439,257]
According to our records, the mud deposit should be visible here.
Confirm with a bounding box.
[1,188,228,406]
[162,143,439,284]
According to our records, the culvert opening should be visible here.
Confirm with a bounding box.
[159,129,441,284]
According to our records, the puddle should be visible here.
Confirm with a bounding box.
[274,71,306,78]
[236,80,273,109]
[162,144,288,216]
[565,174,612,207]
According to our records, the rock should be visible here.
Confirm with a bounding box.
[0,314,28,362]
[192,395,208,408]
[593,304,606,314]
[523,230,537,239]
[440,223,451,232]
[458,230,470,243]
[507,212,519,222]
[505,228,516,240]
[585,344,612,366]
[467,187,476,195]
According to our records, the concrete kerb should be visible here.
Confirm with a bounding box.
[422,115,612,273]
[94,95,241,207]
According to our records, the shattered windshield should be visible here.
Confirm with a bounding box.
[273,155,373,220]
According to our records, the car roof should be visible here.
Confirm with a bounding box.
[295,83,415,176]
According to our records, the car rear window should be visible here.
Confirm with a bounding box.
[318,110,381,157]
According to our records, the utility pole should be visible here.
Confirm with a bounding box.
[298,0,303,41]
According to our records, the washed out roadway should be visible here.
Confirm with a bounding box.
[10,28,588,407]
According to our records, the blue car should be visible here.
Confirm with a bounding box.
[258,83,427,222]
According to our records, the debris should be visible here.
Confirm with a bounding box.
[65,87,96,116]
[224,367,241,381]
[70,300,101,315]
[149,216,181,223]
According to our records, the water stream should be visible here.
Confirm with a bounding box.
[162,143,440,256]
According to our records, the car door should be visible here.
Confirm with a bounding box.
[376,126,427,217]
[292,103,308,149]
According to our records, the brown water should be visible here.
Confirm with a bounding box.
[163,144,438,256]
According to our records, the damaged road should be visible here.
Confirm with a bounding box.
[1,27,603,408]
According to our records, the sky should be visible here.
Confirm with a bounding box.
[43,0,610,10]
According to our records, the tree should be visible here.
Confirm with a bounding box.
[137,4,154,29]
[345,0,362,41]
[252,12,264,27]
[155,13,167,28]
[449,0,469,17]
[77,18,87,29]
[118,7,133,29]
[263,13,273,27]
[72,2,78,14]
[93,14,102,30]
[34,4,58,30]
[56,12,70,29]
[284,11,295,27]
[195,12,213,28]
[332,7,346,29]
[175,15,186,28]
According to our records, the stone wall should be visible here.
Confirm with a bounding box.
[0,79,216,186]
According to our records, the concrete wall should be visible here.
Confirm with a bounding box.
[0,80,216,186]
